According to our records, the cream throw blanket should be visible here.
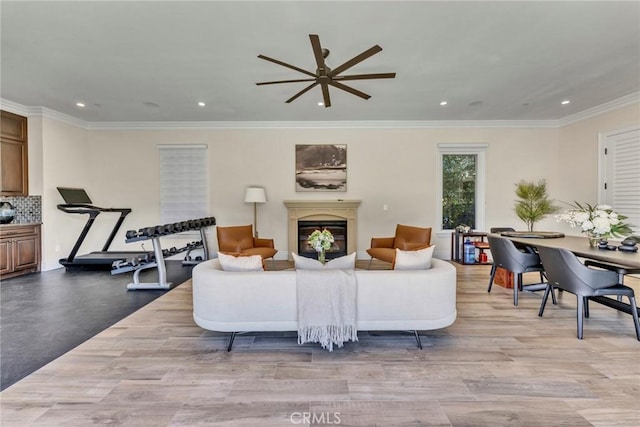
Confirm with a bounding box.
[296,269,358,351]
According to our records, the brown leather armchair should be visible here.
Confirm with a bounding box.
[216,225,277,259]
[366,224,432,265]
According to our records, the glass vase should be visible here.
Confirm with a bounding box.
[585,232,603,248]
[318,249,326,264]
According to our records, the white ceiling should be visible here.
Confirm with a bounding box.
[1,1,639,123]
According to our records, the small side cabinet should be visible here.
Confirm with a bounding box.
[0,223,41,280]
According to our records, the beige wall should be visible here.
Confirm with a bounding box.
[40,117,89,270]
[81,126,560,262]
[554,103,640,236]
[34,102,639,269]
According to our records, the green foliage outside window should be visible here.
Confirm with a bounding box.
[442,154,476,230]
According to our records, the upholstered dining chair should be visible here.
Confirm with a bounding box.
[487,235,551,306]
[366,224,432,267]
[537,246,640,340]
[488,227,515,281]
[216,225,277,260]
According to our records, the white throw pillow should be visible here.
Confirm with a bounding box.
[393,246,435,270]
[292,252,356,270]
[217,252,264,272]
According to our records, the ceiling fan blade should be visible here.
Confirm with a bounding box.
[329,45,383,77]
[333,72,396,81]
[256,78,317,86]
[285,82,319,103]
[309,34,328,75]
[257,54,316,78]
[321,82,331,107]
[328,81,371,100]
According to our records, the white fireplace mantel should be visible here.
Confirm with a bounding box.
[284,200,361,260]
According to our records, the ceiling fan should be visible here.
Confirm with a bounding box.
[256,34,396,107]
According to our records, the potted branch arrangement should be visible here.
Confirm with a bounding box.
[514,179,560,232]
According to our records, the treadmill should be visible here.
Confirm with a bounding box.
[56,187,151,269]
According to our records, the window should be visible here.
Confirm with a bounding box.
[438,144,487,231]
[158,145,208,224]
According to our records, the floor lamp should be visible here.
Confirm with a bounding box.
[244,187,267,237]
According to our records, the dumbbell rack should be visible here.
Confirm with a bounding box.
[112,217,215,290]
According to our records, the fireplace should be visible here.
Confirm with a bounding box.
[298,220,347,260]
[284,200,361,260]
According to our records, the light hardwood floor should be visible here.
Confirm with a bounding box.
[1,261,639,426]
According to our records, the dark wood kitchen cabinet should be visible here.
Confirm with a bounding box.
[1,110,29,196]
[0,223,40,280]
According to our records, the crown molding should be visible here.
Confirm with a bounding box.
[2,93,637,131]
[0,99,31,116]
[85,119,560,130]
[32,106,88,128]
[557,92,640,127]
[0,99,88,128]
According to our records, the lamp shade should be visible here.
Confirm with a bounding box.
[244,187,267,203]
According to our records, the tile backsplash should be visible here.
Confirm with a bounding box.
[0,195,42,223]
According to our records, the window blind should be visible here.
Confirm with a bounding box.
[158,145,208,224]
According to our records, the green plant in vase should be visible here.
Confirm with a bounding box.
[514,179,560,232]
[307,229,334,263]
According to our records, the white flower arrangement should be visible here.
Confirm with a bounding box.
[555,202,632,239]
[307,229,334,252]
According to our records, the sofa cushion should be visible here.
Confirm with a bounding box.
[292,252,356,270]
[217,252,264,272]
[393,246,435,270]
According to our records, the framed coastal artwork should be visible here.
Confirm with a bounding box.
[295,144,347,192]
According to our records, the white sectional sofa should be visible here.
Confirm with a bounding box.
[192,258,457,350]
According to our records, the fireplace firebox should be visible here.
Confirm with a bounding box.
[298,220,347,260]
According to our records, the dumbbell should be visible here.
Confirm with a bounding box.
[125,230,138,239]
[163,224,174,234]
[172,222,183,232]
[139,227,155,237]
[169,246,178,254]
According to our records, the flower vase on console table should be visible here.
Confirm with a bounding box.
[318,249,326,264]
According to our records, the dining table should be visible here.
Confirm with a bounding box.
[495,232,640,316]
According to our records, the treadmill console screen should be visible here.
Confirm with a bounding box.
[57,187,93,205]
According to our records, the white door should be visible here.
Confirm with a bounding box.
[601,127,640,235]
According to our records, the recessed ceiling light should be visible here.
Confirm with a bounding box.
[198,102,206,107]
[317,102,324,106]
[76,102,86,108]
[440,101,448,106]
[561,100,570,105]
